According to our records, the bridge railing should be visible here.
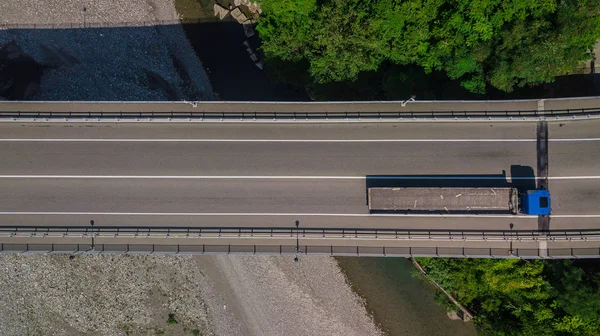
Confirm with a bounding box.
[1,107,600,121]
[1,243,599,258]
[2,226,600,241]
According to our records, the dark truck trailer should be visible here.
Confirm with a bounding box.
[367,187,550,215]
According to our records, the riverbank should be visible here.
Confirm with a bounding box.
[0,254,384,336]
[201,255,382,336]
[336,257,477,336]
[174,0,308,100]
[0,0,214,100]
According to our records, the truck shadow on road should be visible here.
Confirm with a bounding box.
[365,164,536,209]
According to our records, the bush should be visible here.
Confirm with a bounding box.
[166,313,178,325]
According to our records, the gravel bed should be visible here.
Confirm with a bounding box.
[0,255,213,336]
[207,255,383,336]
[0,255,383,336]
[0,0,213,100]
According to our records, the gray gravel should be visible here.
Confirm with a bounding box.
[209,255,383,336]
[0,0,214,100]
[0,255,213,336]
[0,255,383,336]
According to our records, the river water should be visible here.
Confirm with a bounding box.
[336,257,477,336]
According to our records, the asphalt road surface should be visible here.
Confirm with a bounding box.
[0,121,599,235]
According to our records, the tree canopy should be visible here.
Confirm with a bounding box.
[257,0,600,93]
[417,258,600,335]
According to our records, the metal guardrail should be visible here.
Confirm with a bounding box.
[2,226,600,241]
[2,227,598,258]
[1,107,600,121]
[1,243,599,258]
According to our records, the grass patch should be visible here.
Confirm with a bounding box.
[167,313,178,325]
[174,0,216,23]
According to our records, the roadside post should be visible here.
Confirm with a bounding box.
[294,220,300,262]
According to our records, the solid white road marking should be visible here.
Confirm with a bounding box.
[545,176,600,180]
[0,212,536,218]
[0,138,599,142]
[551,215,600,218]
[1,212,598,218]
[0,212,595,218]
[0,175,598,180]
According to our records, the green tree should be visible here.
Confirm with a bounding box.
[257,0,600,93]
[258,0,388,82]
[416,258,600,335]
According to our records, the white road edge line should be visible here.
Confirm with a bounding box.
[0,212,537,218]
[0,212,595,218]
[0,138,599,142]
[551,215,600,218]
[0,175,599,180]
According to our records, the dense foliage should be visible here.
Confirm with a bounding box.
[257,0,600,93]
[417,258,600,335]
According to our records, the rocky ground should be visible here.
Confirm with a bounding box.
[0,0,213,100]
[0,255,211,336]
[204,256,382,336]
[0,255,382,336]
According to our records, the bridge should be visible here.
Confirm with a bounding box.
[0,97,599,258]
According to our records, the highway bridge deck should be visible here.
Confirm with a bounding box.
[0,120,598,256]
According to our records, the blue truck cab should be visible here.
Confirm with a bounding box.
[520,190,551,215]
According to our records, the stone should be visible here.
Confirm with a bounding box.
[447,311,461,320]
[243,23,255,38]
[213,4,230,20]
[230,8,248,24]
